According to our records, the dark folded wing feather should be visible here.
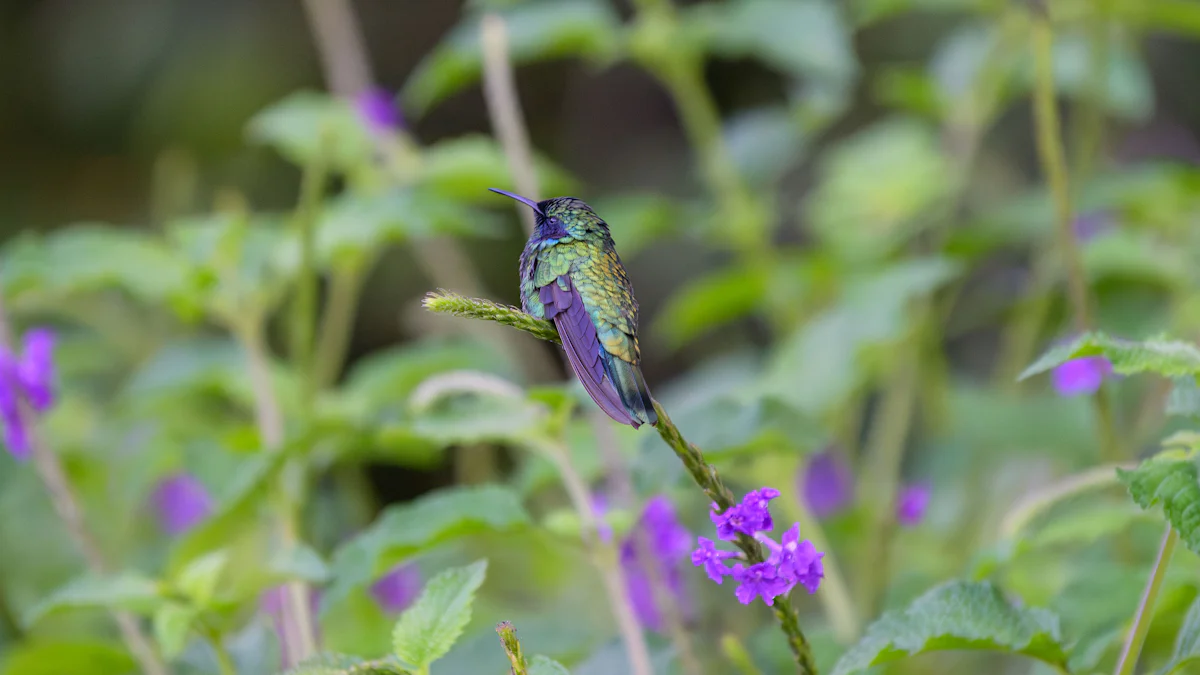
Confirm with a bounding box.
[539,279,639,427]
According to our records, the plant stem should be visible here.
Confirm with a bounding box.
[496,621,529,675]
[533,438,654,675]
[291,151,327,408]
[314,264,367,389]
[998,463,1133,539]
[1114,526,1177,675]
[1030,8,1123,465]
[855,330,921,619]
[237,318,318,666]
[201,623,238,675]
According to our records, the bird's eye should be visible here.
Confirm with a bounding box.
[547,216,560,226]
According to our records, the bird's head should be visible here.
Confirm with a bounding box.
[488,188,608,239]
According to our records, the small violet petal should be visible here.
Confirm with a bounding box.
[801,450,854,519]
[152,473,214,535]
[1052,356,1112,397]
[896,482,931,527]
[370,563,421,614]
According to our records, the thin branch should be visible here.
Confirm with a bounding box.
[1114,526,1177,675]
[0,298,169,675]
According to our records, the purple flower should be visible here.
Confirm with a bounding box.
[691,537,736,583]
[151,473,213,535]
[896,482,931,527]
[732,562,790,606]
[370,563,421,614]
[356,87,403,134]
[619,495,692,632]
[0,328,57,460]
[801,450,853,518]
[695,488,824,603]
[1052,356,1112,397]
[760,524,824,594]
[710,487,779,540]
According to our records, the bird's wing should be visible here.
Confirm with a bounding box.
[538,275,637,427]
[572,244,640,365]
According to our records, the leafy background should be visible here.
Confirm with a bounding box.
[4,0,1200,674]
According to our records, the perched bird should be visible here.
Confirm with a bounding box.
[489,188,657,429]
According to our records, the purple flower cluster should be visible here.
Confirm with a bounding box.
[692,488,824,606]
[618,496,693,632]
[1052,356,1112,397]
[355,87,404,135]
[370,563,421,614]
[0,328,57,460]
[896,482,931,527]
[151,473,213,535]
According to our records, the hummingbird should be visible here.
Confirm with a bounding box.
[489,188,657,429]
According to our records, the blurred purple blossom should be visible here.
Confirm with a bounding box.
[800,450,854,519]
[1052,356,1112,397]
[0,328,57,460]
[370,563,421,614]
[1072,212,1112,243]
[896,482,931,527]
[356,87,403,134]
[619,495,692,632]
[261,584,322,668]
[695,487,824,606]
[151,473,213,535]
[592,493,613,543]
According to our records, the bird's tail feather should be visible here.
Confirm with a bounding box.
[602,353,658,428]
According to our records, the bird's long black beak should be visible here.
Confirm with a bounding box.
[488,188,543,216]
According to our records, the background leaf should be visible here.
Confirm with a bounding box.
[391,560,488,671]
[529,655,572,675]
[1119,456,1200,554]
[1160,595,1200,675]
[830,581,1070,675]
[23,574,166,626]
[1021,333,1200,380]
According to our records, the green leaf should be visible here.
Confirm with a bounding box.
[1020,332,1200,381]
[529,655,572,675]
[410,374,549,445]
[1160,595,1200,675]
[1082,228,1189,288]
[417,135,576,203]
[1118,455,1200,554]
[325,486,528,612]
[830,581,1069,675]
[0,640,136,675]
[392,560,488,671]
[805,118,956,262]
[152,602,197,659]
[246,91,373,170]
[174,550,229,607]
[1,225,188,304]
[684,0,857,83]
[24,573,166,626]
[655,264,769,349]
[763,257,960,413]
[282,654,410,675]
[404,0,620,113]
[1167,377,1200,419]
[723,106,808,187]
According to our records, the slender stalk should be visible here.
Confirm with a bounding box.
[496,621,529,675]
[721,634,765,675]
[314,264,367,389]
[1030,8,1124,467]
[236,319,317,665]
[532,438,654,675]
[0,298,169,675]
[855,332,921,618]
[291,145,327,408]
[1114,526,1177,675]
[998,463,1132,539]
[201,622,238,675]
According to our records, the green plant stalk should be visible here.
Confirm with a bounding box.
[721,634,765,675]
[495,621,528,675]
[201,622,237,675]
[530,437,655,675]
[1114,526,1178,675]
[1030,11,1123,467]
[854,328,922,619]
[998,463,1132,539]
[291,151,327,405]
[425,292,818,674]
[314,262,368,389]
[1072,2,1110,180]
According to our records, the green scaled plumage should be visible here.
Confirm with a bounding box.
[491,188,657,429]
